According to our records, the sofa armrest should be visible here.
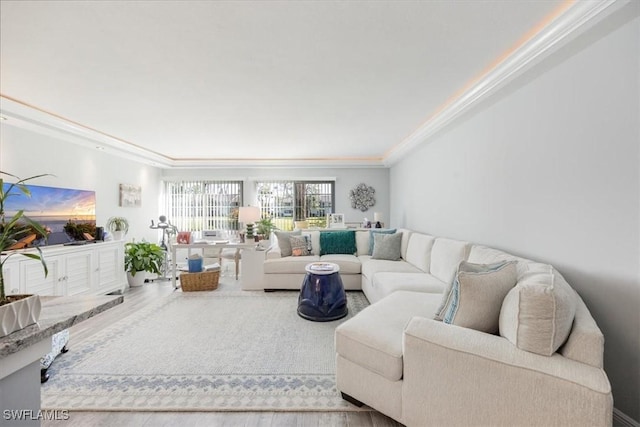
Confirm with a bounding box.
[402,317,612,427]
[265,247,282,259]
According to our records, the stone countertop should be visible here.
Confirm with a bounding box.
[0,294,124,359]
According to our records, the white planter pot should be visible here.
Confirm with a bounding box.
[258,239,271,249]
[0,294,41,338]
[127,271,146,287]
[112,230,125,241]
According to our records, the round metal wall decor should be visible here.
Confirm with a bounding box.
[349,183,376,212]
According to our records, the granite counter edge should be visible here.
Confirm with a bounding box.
[0,295,124,359]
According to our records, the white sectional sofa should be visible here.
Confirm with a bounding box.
[263,228,468,301]
[263,228,392,291]
[264,227,613,426]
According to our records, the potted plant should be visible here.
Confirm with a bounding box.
[256,217,277,238]
[255,217,277,247]
[106,216,129,241]
[0,171,50,337]
[124,241,164,287]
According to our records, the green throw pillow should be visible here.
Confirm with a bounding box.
[320,230,356,255]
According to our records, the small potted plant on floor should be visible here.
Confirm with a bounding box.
[124,241,164,287]
[0,171,50,337]
[106,216,129,241]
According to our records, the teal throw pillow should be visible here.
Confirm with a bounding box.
[369,228,397,255]
[320,230,356,255]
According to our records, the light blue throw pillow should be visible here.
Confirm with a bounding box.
[368,228,397,255]
[371,232,402,261]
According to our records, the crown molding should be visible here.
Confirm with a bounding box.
[0,96,385,169]
[0,96,174,167]
[383,0,627,166]
[167,158,386,169]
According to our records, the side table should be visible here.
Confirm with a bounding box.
[240,248,266,290]
[298,262,348,321]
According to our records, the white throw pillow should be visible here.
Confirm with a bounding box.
[438,260,517,334]
[274,230,301,257]
[500,268,577,356]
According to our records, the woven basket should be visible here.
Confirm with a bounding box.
[180,270,220,292]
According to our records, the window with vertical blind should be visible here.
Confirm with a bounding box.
[256,181,334,230]
[162,180,243,231]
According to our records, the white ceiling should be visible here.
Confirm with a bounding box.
[0,1,619,167]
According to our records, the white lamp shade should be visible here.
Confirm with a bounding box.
[238,206,261,223]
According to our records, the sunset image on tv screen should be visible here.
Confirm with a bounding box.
[3,183,96,234]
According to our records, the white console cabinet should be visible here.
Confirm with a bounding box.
[1,241,126,297]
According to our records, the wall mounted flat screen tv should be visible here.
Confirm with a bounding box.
[2,183,96,246]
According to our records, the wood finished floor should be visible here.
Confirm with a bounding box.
[42,277,404,427]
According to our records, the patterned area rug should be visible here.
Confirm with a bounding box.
[41,288,370,411]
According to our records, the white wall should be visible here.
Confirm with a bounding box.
[162,167,390,226]
[390,7,639,421]
[0,125,163,243]
[0,125,390,237]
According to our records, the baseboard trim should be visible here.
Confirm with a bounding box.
[614,408,639,427]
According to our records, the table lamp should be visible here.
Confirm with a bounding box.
[238,206,261,241]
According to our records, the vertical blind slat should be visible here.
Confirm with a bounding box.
[162,180,242,231]
[255,180,334,230]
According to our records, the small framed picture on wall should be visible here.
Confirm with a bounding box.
[119,184,142,207]
[329,213,346,229]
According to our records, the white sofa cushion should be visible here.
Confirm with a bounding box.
[361,259,422,279]
[559,294,605,368]
[355,231,370,256]
[335,291,442,382]
[320,254,361,274]
[430,238,471,284]
[396,228,413,260]
[263,255,319,274]
[500,268,577,356]
[468,244,519,265]
[468,244,539,280]
[440,260,518,334]
[404,233,435,273]
[372,272,446,300]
